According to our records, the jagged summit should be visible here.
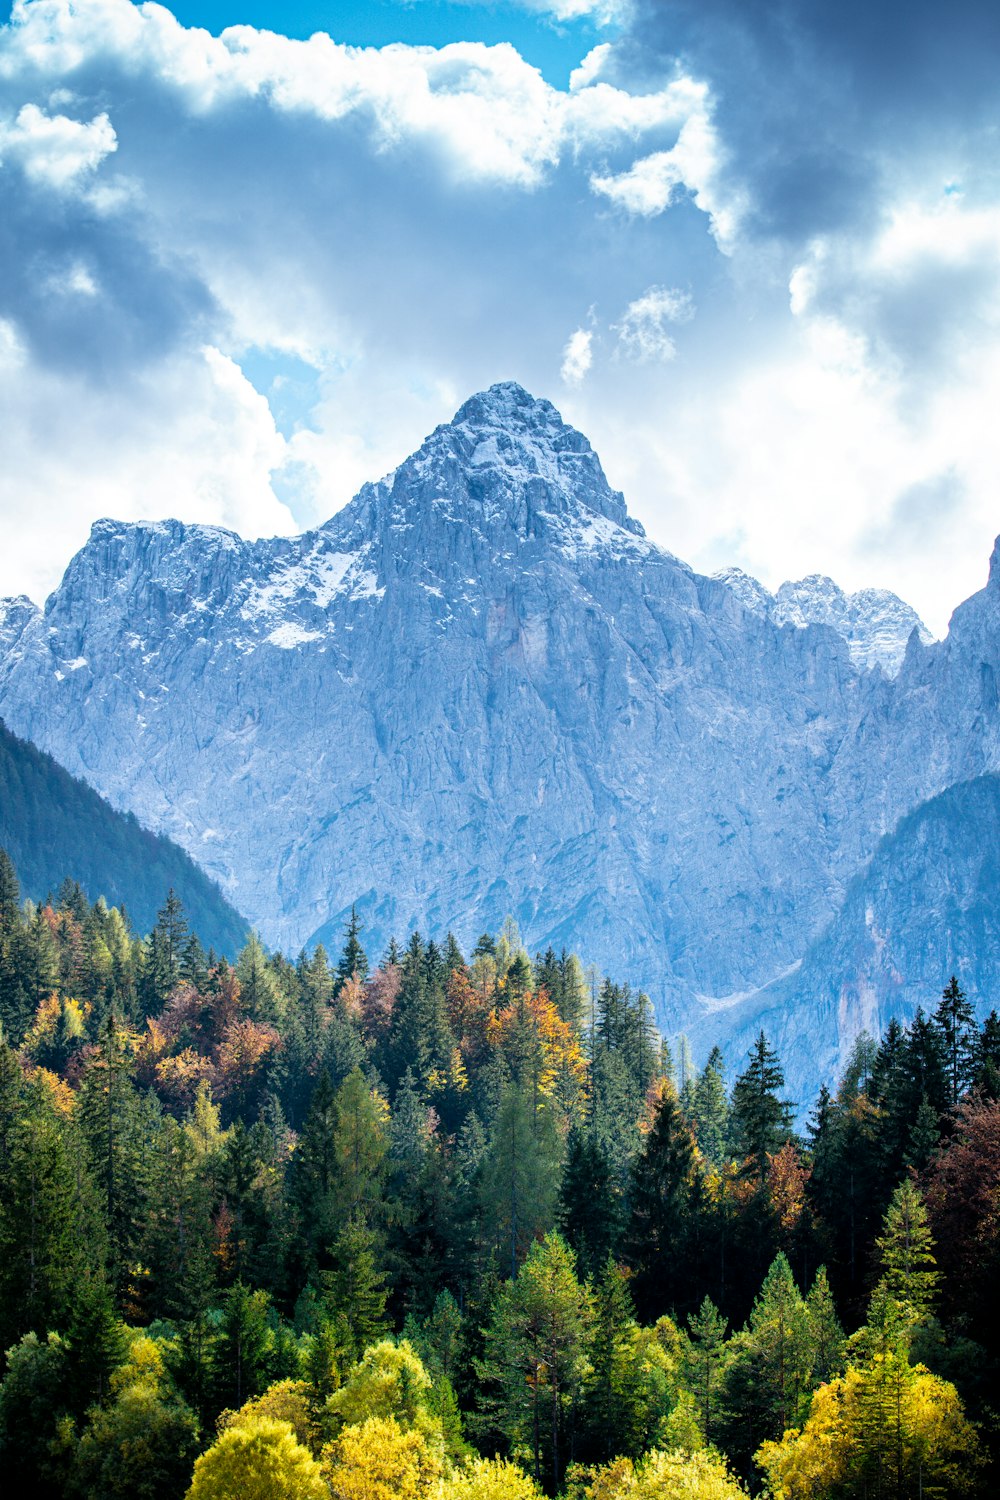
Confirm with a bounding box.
[376,381,643,537]
[715,565,933,676]
[4,382,994,1103]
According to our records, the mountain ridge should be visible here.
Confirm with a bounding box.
[0,383,994,1088]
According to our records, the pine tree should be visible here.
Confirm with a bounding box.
[583,1257,647,1460]
[874,1178,938,1322]
[692,1047,729,1165]
[320,1217,390,1361]
[804,1266,844,1383]
[683,1295,729,1446]
[335,906,369,994]
[935,975,978,1106]
[478,1232,591,1490]
[213,1281,272,1410]
[729,1032,793,1182]
[479,1084,562,1278]
[558,1128,619,1280]
[625,1084,702,1320]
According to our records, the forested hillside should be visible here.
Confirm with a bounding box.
[0,848,996,1498]
[0,718,247,954]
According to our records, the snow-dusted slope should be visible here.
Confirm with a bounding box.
[715,567,934,675]
[0,382,995,1089]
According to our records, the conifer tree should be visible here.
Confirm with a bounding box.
[935,975,978,1106]
[558,1127,619,1280]
[692,1047,729,1166]
[626,1084,701,1320]
[320,1217,390,1361]
[335,906,369,994]
[874,1178,938,1322]
[683,1295,729,1447]
[478,1232,591,1490]
[729,1032,793,1181]
[584,1257,647,1460]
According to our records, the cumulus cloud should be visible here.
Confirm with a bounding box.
[0,101,116,188]
[0,342,298,601]
[613,285,693,362]
[0,0,998,639]
[560,328,593,384]
[0,0,705,190]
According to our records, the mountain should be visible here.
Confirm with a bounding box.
[688,775,1000,1104]
[714,567,933,675]
[0,717,248,953]
[0,381,995,1083]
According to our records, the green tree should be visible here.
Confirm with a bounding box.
[583,1257,648,1461]
[479,1232,592,1490]
[335,906,369,994]
[320,1216,390,1361]
[626,1084,702,1320]
[935,975,978,1107]
[729,1032,793,1182]
[479,1084,562,1278]
[682,1296,729,1447]
[874,1178,938,1323]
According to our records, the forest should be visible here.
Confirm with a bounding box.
[0,845,998,1499]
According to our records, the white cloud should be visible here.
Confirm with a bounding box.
[0,343,298,601]
[613,285,693,362]
[1,0,707,193]
[560,328,593,385]
[0,101,116,188]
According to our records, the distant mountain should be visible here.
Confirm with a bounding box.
[714,567,933,675]
[690,775,1000,1105]
[0,381,996,1094]
[0,717,248,953]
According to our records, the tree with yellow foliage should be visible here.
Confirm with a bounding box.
[756,1356,983,1498]
[582,1447,749,1499]
[444,1454,543,1500]
[187,1415,327,1500]
[321,1413,444,1500]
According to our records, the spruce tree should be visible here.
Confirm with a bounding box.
[558,1127,619,1279]
[683,1295,729,1446]
[625,1084,701,1320]
[729,1032,793,1181]
[874,1178,938,1322]
[935,975,978,1106]
[335,906,369,994]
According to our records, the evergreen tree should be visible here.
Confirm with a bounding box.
[729,1032,793,1181]
[320,1216,390,1361]
[478,1232,591,1490]
[874,1178,938,1322]
[557,1127,620,1280]
[335,906,369,994]
[935,975,978,1106]
[683,1295,729,1447]
[626,1084,702,1321]
[583,1257,647,1460]
[479,1084,562,1278]
[692,1047,729,1166]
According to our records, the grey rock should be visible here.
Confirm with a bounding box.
[714,567,934,675]
[0,382,993,1098]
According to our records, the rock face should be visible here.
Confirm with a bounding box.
[715,567,933,675]
[0,382,996,1088]
[688,776,1000,1104]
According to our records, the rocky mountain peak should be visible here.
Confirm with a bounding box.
[379,382,643,538]
[715,565,933,676]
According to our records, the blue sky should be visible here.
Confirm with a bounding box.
[2,0,1000,633]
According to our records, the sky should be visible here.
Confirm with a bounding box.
[2,1,1000,635]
